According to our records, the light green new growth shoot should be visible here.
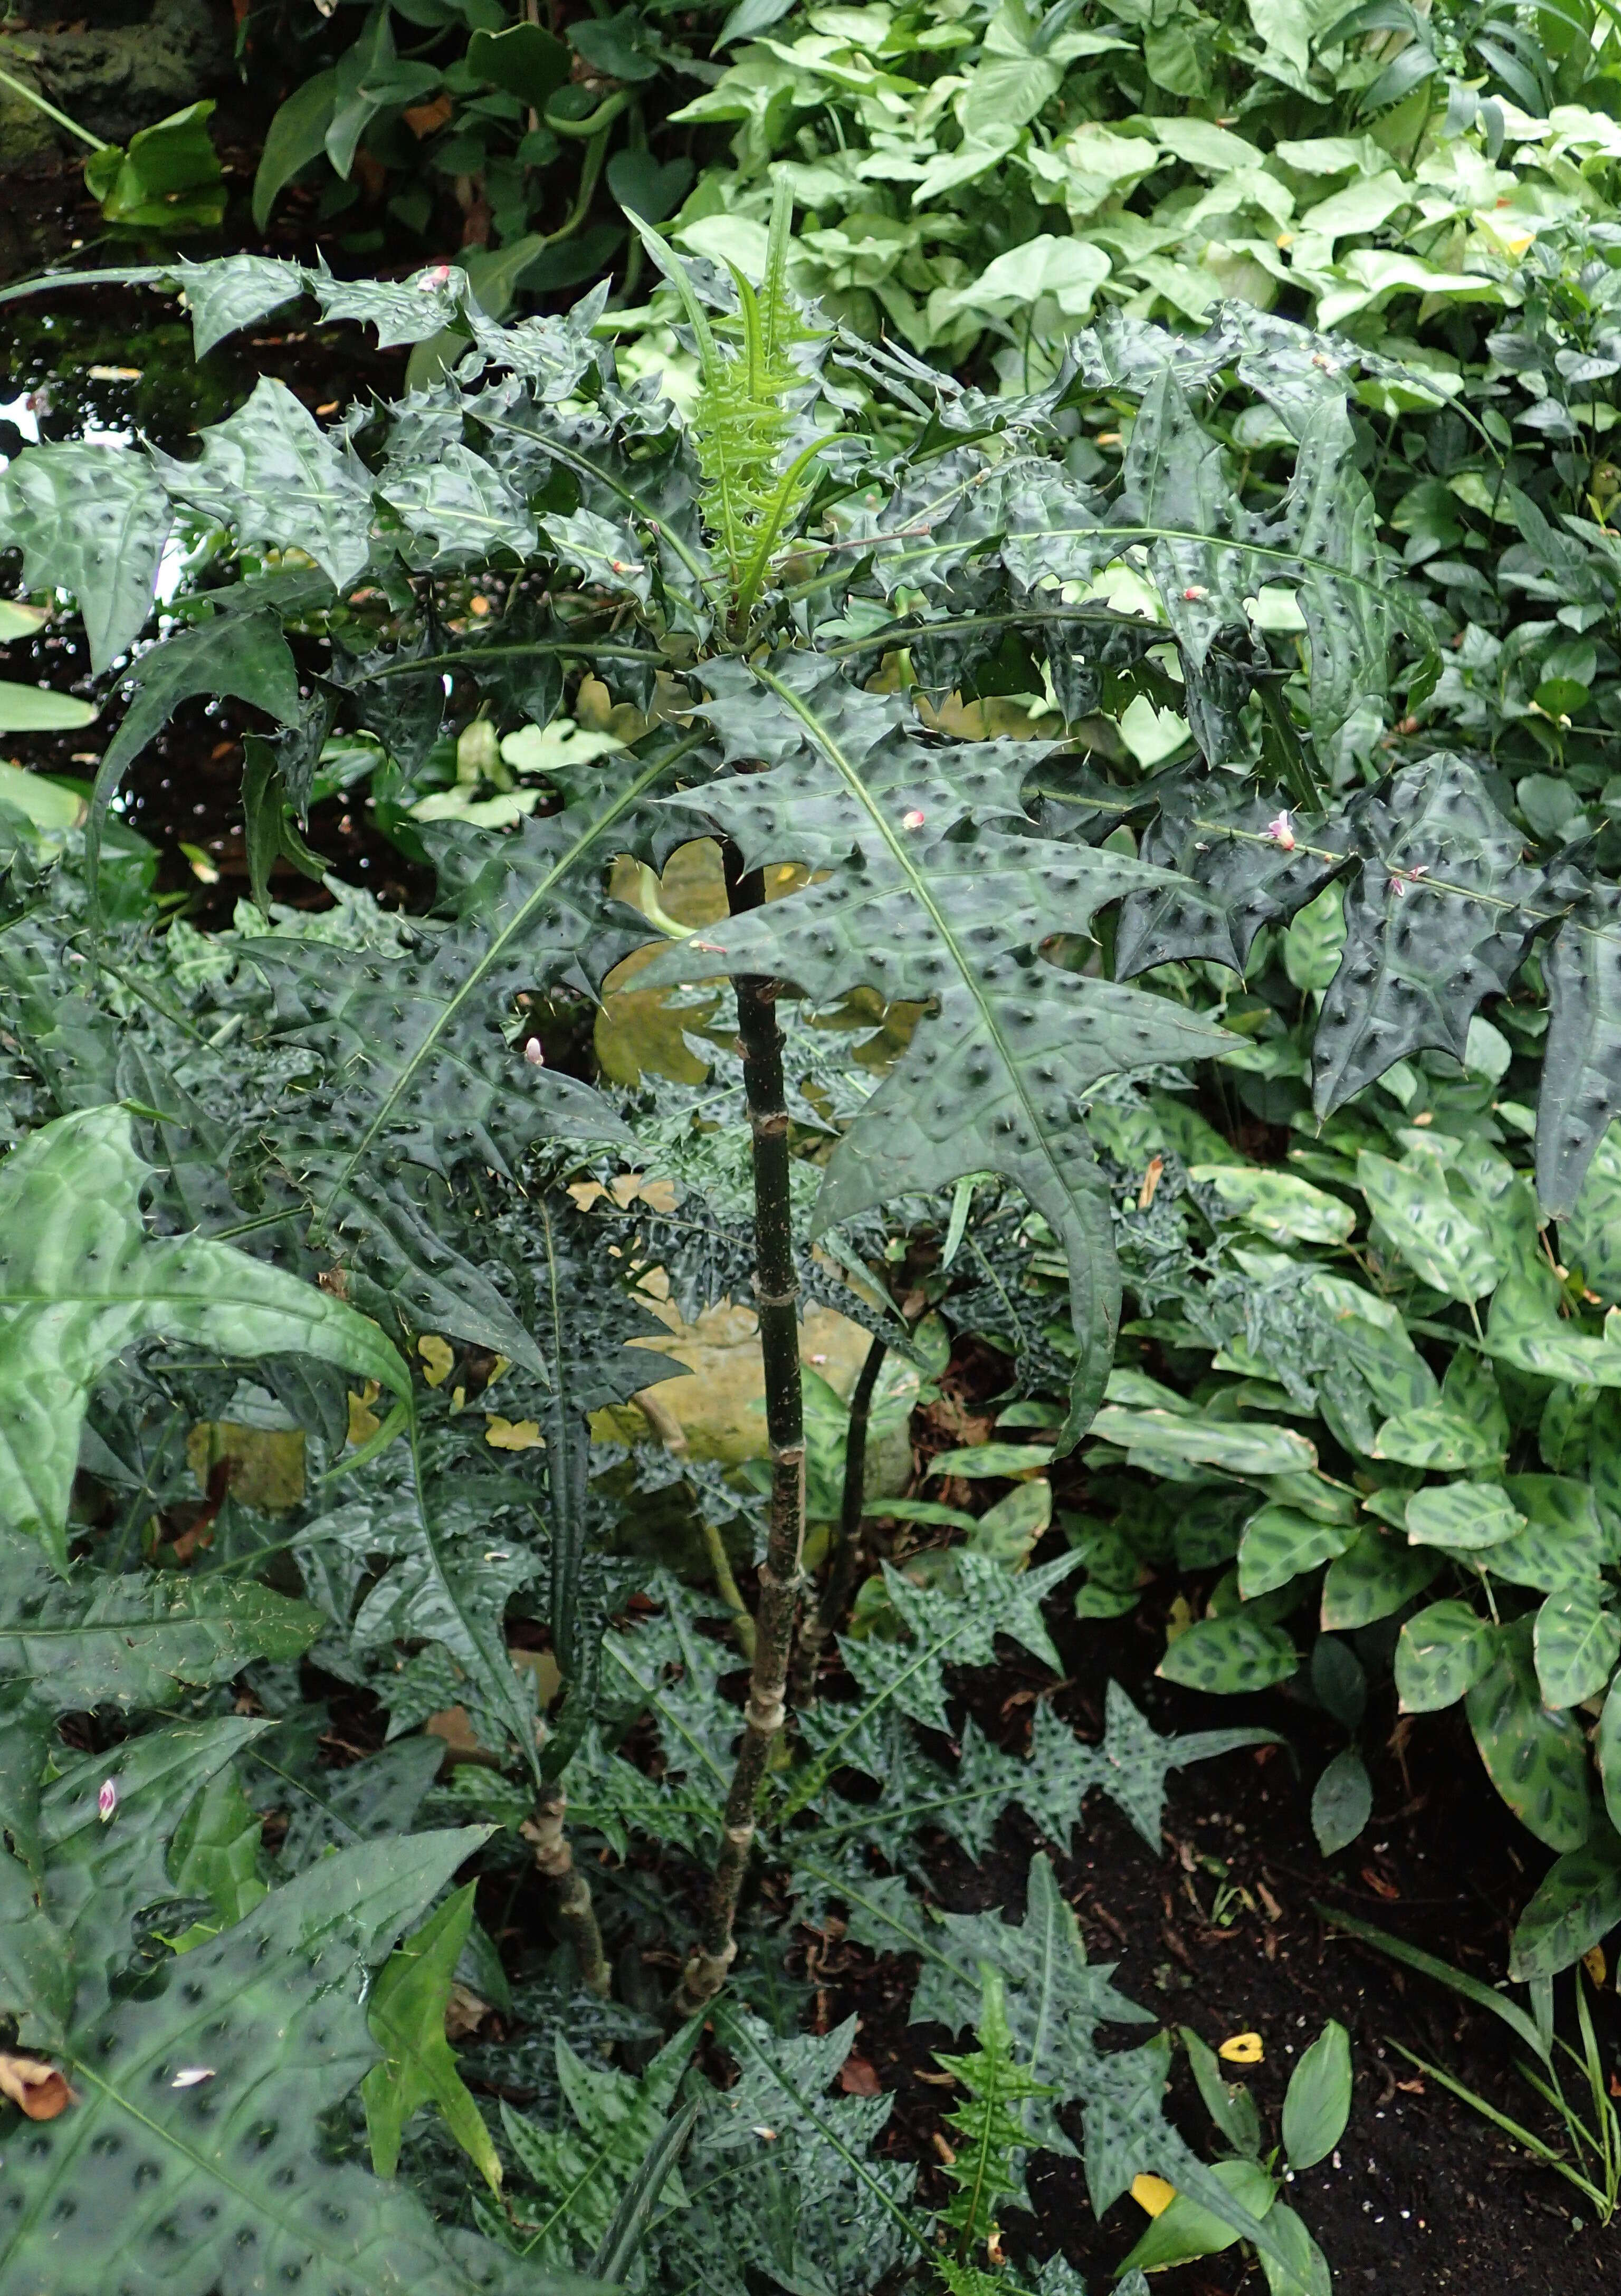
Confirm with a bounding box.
[626,175,826,621]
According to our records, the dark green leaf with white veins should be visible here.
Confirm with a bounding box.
[0,1826,555,2296]
[642,655,1232,1441]
[1315,757,1544,1117]
[0,442,171,674]
[1466,1621,1592,1852]
[0,1106,408,1566]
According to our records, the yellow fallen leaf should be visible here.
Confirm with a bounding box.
[418,1334,454,1388]
[1582,1945,1607,1988]
[1164,1593,1196,1646]
[347,1384,381,1446]
[1219,2032,1264,2064]
[1131,2174,1177,2217]
[485,1417,543,1451]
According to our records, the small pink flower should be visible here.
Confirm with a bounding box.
[97,1779,118,1823]
[418,263,453,291]
[523,1038,545,1067]
[1391,877,1406,897]
[171,2068,215,2089]
[902,809,926,830]
[1182,586,1208,602]
[1265,810,1296,852]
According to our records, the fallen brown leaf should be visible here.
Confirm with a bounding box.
[0,2052,72,2119]
[838,2052,881,2097]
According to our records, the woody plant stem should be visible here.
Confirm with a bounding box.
[675,963,806,2013]
[525,1781,611,1998]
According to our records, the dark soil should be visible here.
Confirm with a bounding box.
[811,1577,1619,2296]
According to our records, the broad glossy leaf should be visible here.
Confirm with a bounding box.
[1158,1612,1299,1693]
[1316,757,1543,1117]
[1356,1151,1506,1301]
[1237,1505,1355,1599]
[1310,1747,1371,1855]
[1090,1407,1317,1477]
[0,442,171,674]
[1533,1582,1620,1710]
[0,1534,321,1712]
[0,685,98,733]
[363,1881,501,2194]
[1320,1525,1438,1629]
[0,1106,407,1565]
[0,1826,545,2296]
[1190,1165,1355,1245]
[642,655,1231,1441]
[1466,1623,1592,1852]
[1403,1480,1523,1556]
[1509,1820,1621,1981]
[1395,1601,1497,1712]
[1281,2022,1351,2168]
[1115,2156,1277,2275]
[152,377,374,591]
[1370,1398,1505,1469]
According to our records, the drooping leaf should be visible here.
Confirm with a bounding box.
[0,443,171,675]
[640,654,1233,1442]
[1509,1819,1621,1981]
[1465,1621,1593,1852]
[1315,758,1544,1117]
[363,1881,502,2194]
[0,1105,408,1564]
[0,1532,322,1711]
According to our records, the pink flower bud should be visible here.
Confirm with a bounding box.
[418,264,453,290]
[523,1038,545,1066]
[902,809,926,830]
[97,1779,118,1823]
[1265,810,1296,852]
[1182,586,1208,601]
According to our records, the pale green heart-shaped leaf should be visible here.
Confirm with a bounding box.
[1533,1582,1620,1709]
[1395,1601,1498,1712]
[1404,1480,1524,1555]
[1158,1612,1299,1694]
[1237,1506,1355,1600]
[1357,1150,1507,1301]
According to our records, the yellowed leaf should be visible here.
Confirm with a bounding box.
[1164,1592,1196,1644]
[1583,1945,1608,1988]
[485,1417,542,1451]
[1131,2173,1177,2217]
[348,1382,381,1446]
[418,1334,454,1389]
[1219,2032,1264,2064]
